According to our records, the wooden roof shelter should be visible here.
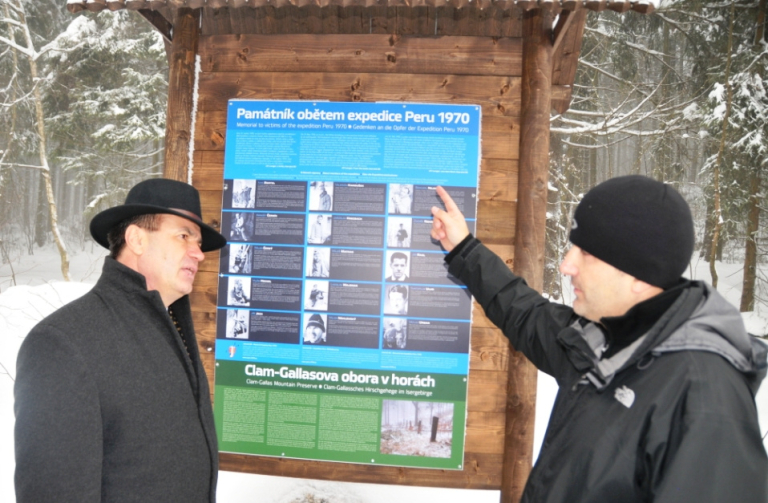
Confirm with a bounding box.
[67,1,653,501]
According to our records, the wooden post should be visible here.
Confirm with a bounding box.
[501,8,553,503]
[164,8,201,182]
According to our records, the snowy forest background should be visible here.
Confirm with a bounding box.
[1,0,766,318]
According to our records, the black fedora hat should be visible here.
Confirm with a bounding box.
[90,178,227,252]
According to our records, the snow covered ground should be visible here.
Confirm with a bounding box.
[1,245,766,502]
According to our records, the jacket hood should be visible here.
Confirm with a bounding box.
[655,283,768,394]
[575,281,768,394]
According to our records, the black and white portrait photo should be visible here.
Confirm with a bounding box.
[306,247,330,278]
[387,217,412,248]
[382,317,407,349]
[232,179,256,209]
[385,251,410,282]
[303,313,327,344]
[307,213,332,245]
[305,281,329,311]
[227,277,251,306]
[384,284,409,316]
[388,183,413,214]
[229,212,254,241]
[309,181,333,211]
[229,244,252,274]
[225,310,250,339]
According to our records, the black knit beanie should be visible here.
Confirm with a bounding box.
[568,175,694,289]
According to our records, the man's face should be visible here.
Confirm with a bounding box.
[305,325,325,343]
[136,214,205,307]
[559,246,637,322]
[389,292,406,313]
[391,258,407,279]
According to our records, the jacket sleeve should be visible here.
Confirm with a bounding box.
[14,324,103,502]
[447,237,580,379]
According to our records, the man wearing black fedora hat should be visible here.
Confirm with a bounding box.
[15,178,226,502]
[430,177,767,503]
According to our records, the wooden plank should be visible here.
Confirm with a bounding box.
[483,115,519,159]
[196,73,521,118]
[501,6,524,38]
[467,368,508,412]
[193,109,520,156]
[465,411,507,454]
[228,6,246,35]
[322,5,340,34]
[277,5,301,34]
[470,4,493,37]
[368,5,389,34]
[414,6,436,36]
[476,199,516,245]
[453,6,473,37]
[219,450,503,488]
[255,5,278,35]
[479,158,518,203]
[395,6,417,35]
[551,9,586,113]
[164,8,200,182]
[468,327,509,372]
[435,6,455,36]
[199,190,224,218]
[192,309,217,380]
[237,7,260,35]
[515,10,551,294]
[338,5,367,34]
[210,7,233,36]
[192,150,225,190]
[297,4,323,34]
[198,34,523,77]
[499,10,554,503]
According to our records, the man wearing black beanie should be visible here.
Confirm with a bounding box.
[431,177,767,503]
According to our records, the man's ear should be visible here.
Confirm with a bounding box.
[631,278,664,297]
[124,224,147,256]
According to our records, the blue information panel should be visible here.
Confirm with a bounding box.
[214,101,480,470]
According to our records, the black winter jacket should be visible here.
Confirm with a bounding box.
[15,258,218,502]
[448,238,768,503]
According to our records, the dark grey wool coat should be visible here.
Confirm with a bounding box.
[15,258,218,502]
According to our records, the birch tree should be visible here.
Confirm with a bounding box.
[547,0,767,311]
[0,0,78,279]
[0,5,166,277]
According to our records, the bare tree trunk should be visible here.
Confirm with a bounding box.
[18,4,70,280]
[740,0,766,311]
[741,168,760,311]
[709,0,737,289]
[0,2,20,213]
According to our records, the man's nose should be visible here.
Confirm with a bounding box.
[190,243,205,262]
[559,248,577,276]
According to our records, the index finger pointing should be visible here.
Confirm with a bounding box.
[435,186,461,214]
